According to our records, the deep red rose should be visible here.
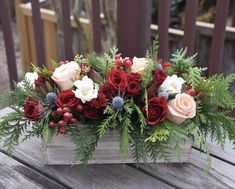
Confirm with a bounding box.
[99,83,116,100]
[108,70,127,91]
[83,105,101,120]
[142,97,167,125]
[153,70,167,86]
[127,80,141,96]
[24,98,43,121]
[55,90,79,109]
[127,72,141,82]
[89,93,107,109]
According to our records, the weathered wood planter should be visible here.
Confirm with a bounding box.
[43,131,192,165]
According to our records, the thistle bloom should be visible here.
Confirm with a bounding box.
[73,76,99,103]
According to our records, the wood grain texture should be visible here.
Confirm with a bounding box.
[43,132,191,165]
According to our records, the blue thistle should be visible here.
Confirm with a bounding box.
[112,96,124,110]
[46,92,58,105]
[158,92,169,100]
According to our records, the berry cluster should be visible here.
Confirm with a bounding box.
[115,55,133,69]
[183,85,204,97]
[49,107,78,134]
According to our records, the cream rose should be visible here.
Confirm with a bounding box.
[52,61,80,91]
[167,93,196,124]
[159,75,185,95]
[131,57,148,73]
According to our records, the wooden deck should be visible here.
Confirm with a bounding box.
[0,107,235,189]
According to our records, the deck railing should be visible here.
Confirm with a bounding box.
[0,0,232,89]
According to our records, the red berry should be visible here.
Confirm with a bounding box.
[76,104,84,112]
[63,112,73,121]
[115,59,123,67]
[56,108,63,116]
[197,92,204,97]
[123,59,132,69]
[50,111,57,118]
[62,107,71,113]
[188,88,196,96]
[48,121,55,128]
[58,120,66,127]
[59,127,65,134]
[70,118,77,124]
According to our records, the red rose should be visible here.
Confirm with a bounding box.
[89,93,107,109]
[55,90,79,109]
[99,83,116,100]
[24,98,42,121]
[127,72,141,82]
[83,105,101,120]
[108,70,127,91]
[142,97,167,125]
[153,70,167,86]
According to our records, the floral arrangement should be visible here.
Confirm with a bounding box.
[1,42,235,170]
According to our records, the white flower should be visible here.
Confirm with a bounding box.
[17,72,38,89]
[52,61,80,91]
[73,76,99,103]
[159,75,185,95]
[131,57,148,73]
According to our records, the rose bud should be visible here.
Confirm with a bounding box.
[63,112,73,121]
[123,59,132,69]
[115,59,123,67]
[58,120,66,127]
[188,88,196,96]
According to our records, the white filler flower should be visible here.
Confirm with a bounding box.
[73,76,99,103]
[17,72,38,89]
[159,75,185,95]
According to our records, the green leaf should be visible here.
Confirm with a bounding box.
[145,126,170,143]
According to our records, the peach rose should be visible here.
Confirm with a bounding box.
[167,93,196,124]
[52,61,80,91]
[131,57,148,73]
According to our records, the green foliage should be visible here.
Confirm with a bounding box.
[133,102,147,134]
[170,48,197,76]
[0,110,30,154]
[119,115,133,159]
[145,39,159,61]
[69,126,99,164]
[145,126,170,143]
[130,130,147,164]
[141,60,156,88]
[187,67,207,89]
[32,64,53,79]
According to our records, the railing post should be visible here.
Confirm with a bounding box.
[208,0,230,75]
[117,0,151,57]
[0,0,18,89]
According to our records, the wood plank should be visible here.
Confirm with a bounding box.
[0,108,173,189]
[0,152,66,189]
[138,148,235,189]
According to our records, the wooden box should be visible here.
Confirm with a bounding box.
[42,131,192,165]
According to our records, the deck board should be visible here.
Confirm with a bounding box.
[1,107,235,188]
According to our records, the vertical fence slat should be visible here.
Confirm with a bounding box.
[92,0,102,53]
[0,0,18,89]
[30,0,46,67]
[158,0,171,61]
[183,0,199,56]
[117,0,151,57]
[208,0,230,75]
[61,0,73,60]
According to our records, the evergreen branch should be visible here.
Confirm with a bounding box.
[133,103,147,134]
[145,126,170,143]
